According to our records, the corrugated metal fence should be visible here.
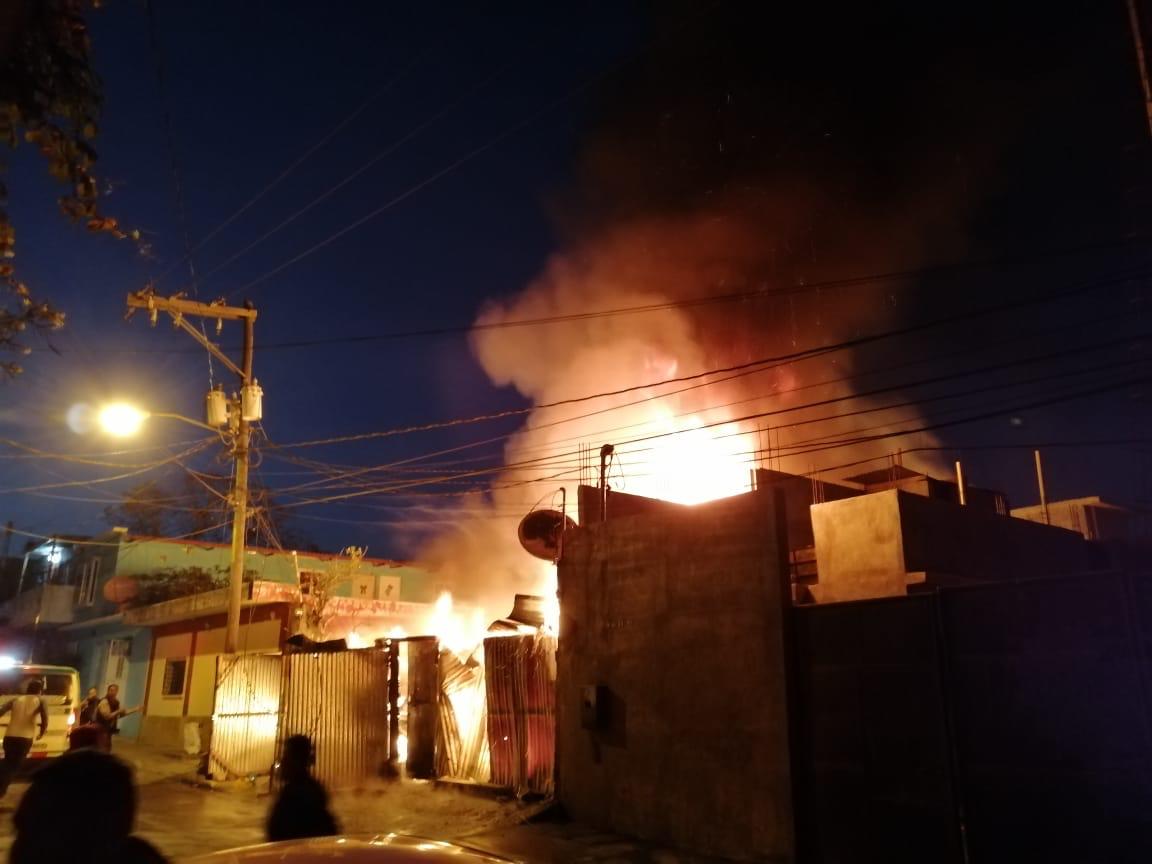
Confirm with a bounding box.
[485,633,556,796]
[210,654,283,779]
[209,638,559,795]
[280,648,392,787]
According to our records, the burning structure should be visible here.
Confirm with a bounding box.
[553,473,1151,861]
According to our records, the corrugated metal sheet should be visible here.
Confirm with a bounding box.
[436,649,488,782]
[406,637,439,779]
[281,648,391,788]
[209,654,282,779]
[484,633,556,795]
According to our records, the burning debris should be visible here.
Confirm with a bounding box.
[436,650,488,782]
[433,594,557,793]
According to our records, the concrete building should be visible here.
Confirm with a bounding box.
[841,464,1008,514]
[557,485,795,861]
[555,475,1133,861]
[808,488,1104,602]
[749,465,1108,604]
[2,531,439,746]
[1012,495,1135,541]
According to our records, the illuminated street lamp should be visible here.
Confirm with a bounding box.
[96,402,219,437]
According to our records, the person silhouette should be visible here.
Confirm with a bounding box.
[10,748,168,863]
[78,687,101,725]
[0,679,48,797]
[266,734,339,842]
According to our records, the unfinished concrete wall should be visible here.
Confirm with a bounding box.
[557,488,795,862]
[754,469,859,549]
[811,489,1106,602]
[808,490,910,602]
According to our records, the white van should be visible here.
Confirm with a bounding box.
[0,662,80,761]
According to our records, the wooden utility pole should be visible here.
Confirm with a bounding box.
[125,291,259,654]
[1128,0,1152,141]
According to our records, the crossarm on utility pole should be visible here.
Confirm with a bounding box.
[125,292,257,321]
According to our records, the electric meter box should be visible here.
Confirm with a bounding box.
[241,380,264,422]
[205,389,229,427]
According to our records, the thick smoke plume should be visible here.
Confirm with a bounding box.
[411,1,1005,609]
[416,200,946,611]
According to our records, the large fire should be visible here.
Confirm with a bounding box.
[614,408,755,505]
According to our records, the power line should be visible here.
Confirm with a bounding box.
[782,439,1152,482]
[158,55,424,282]
[115,241,1152,354]
[144,0,216,387]
[3,518,235,549]
[196,62,517,289]
[247,311,1144,505]
[271,371,1146,508]
[269,269,1149,452]
[225,70,612,299]
[266,332,1145,498]
[248,308,1134,494]
[215,0,719,299]
[0,441,213,495]
[0,436,214,463]
[704,376,1150,463]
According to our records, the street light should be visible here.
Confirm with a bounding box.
[96,402,219,437]
[97,403,149,438]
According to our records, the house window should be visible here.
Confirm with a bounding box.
[162,659,187,697]
[77,559,101,607]
[299,571,320,596]
[108,639,131,681]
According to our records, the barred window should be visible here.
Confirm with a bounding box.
[162,659,187,697]
[76,559,101,607]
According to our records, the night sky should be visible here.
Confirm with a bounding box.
[2,1,1150,561]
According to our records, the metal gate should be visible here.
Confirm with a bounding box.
[485,632,556,796]
[281,648,391,787]
[209,653,283,779]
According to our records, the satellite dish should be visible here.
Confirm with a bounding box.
[518,509,577,562]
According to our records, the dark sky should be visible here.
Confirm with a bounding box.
[2,0,1150,555]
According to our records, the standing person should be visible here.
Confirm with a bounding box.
[78,686,100,725]
[266,734,339,842]
[95,684,138,752]
[0,679,48,797]
[69,686,104,751]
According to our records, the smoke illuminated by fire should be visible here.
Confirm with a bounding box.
[415,208,939,610]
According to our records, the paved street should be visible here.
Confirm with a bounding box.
[0,742,730,863]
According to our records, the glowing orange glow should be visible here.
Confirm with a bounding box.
[423,591,487,655]
[540,570,560,633]
[619,409,755,505]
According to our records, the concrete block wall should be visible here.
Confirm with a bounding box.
[557,488,795,862]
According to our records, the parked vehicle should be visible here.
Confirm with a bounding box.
[184,835,519,863]
[0,659,79,761]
